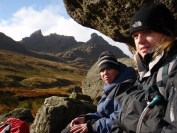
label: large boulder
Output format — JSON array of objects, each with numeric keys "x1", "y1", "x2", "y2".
[
  {"x1": 30, "y1": 96, "x2": 96, "y2": 133},
  {"x1": 63, "y1": 0, "x2": 177, "y2": 48}
]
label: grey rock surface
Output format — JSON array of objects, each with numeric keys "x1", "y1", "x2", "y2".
[
  {"x1": 0, "y1": 108, "x2": 34, "y2": 123},
  {"x1": 30, "y1": 96, "x2": 96, "y2": 133},
  {"x1": 63, "y1": 0, "x2": 177, "y2": 48}
]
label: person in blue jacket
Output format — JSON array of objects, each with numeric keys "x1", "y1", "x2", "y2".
[{"x1": 61, "y1": 51, "x2": 137, "y2": 133}]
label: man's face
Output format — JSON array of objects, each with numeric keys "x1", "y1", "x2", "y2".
[
  {"x1": 100, "y1": 68, "x2": 119, "y2": 84},
  {"x1": 132, "y1": 30, "x2": 163, "y2": 57}
]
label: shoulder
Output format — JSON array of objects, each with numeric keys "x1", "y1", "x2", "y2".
[
  {"x1": 119, "y1": 62, "x2": 135, "y2": 72},
  {"x1": 119, "y1": 62, "x2": 137, "y2": 79}
]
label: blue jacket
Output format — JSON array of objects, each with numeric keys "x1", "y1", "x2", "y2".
[{"x1": 85, "y1": 62, "x2": 137, "y2": 133}]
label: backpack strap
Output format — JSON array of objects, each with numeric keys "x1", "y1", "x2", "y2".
[
  {"x1": 156, "y1": 54, "x2": 177, "y2": 97},
  {"x1": 143, "y1": 54, "x2": 177, "y2": 102},
  {"x1": 0, "y1": 122, "x2": 11, "y2": 133},
  {"x1": 156, "y1": 63, "x2": 170, "y2": 88}
]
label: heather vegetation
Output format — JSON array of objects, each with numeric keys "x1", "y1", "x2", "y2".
[{"x1": 0, "y1": 50, "x2": 87, "y2": 115}]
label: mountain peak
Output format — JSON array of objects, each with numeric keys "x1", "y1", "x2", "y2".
[
  {"x1": 91, "y1": 33, "x2": 98, "y2": 38},
  {"x1": 87, "y1": 33, "x2": 108, "y2": 45},
  {"x1": 30, "y1": 29, "x2": 43, "y2": 38}
]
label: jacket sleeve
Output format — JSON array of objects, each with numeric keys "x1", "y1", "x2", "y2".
[
  {"x1": 85, "y1": 112, "x2": 103, "y2": 120},
  {"x1": 85, "y1": 91, "x2": 108, "y2": 120},
  {"x1": 87, "y1": 79, "x2": 136, "y2": 133},
  {"x1": 93, "y1": 108, "x2": 121, "y2": 133},
  {"x1": 85, "y1": 83, "x2": 121, "y2": 120},
  {"x1": 86, "y1": 114, "x2": 120, "y2": 133},
  {"x1": 87, "y1": 100, "x2": 122, "y2": 133}
]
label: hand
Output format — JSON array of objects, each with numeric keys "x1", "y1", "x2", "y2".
[
  {"x1": 70, "y1": 117, "x2": 85, "y2": 127},
  {"x1": 70, "y1": 123, "x2": 88, "y2": 133}
]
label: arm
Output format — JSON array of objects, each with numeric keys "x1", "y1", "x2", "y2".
[
  {"x1": 88, "y1": 80, "x2": 136, "y2": 133},
  {"x1": 161, "y1": 60, "x2": 177, "y2": 132}
]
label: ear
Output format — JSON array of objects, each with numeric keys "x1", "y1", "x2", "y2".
[
  {"x1": 166, "y1": 36, "x2": 173, "y2": 40},
  {"x1": 116, "y1": 70, "x2": 119, "y2": 75}
]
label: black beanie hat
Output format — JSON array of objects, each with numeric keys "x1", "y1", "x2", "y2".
[
  {"x1": 130, "y1": 3, "x2": 175, "y2": 37},
  {"x1": 98, "y1": 51, "x2": 119, "y2": 72}
]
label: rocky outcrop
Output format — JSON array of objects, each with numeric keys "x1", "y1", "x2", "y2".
[
  {"x1": 0, "y1": 108, "x2": 34, "y2": 123},
  {"x1": 63, "y1": 0, "x2": 177, "y2": 49},
  {"x1": 30, "y1": 96, "x2": 96, "y2": 133},
  {"x1": 66, "y1": 85, "x2": 82, "y2": 93},
  {"x1": 19, "y1": 30, "x2": 129, "y2": 68},
  {"x1": 21, "y1": 29, "x2": 80, "y2": 53},
  {"x1": 56, "y1": 33, "x2": 128, "y2": 67},
  {"x1": 82, "y1": 57, "x2": 136, "y2": 100},
  {"x1": 0, "y1": 98, "x2": 95, "y2": 133}
]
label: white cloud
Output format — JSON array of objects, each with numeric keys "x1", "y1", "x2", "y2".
[{"x1": 0, "y1": 4, "x2": 132, "y2": 57}]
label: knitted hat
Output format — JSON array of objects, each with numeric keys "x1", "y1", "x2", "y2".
[
  {"x1": 130, "y1": 3, "x2": 175, "y2": 37},
  {"x1": 98, "y1": 51, "x2": 119, "y2": 72}
]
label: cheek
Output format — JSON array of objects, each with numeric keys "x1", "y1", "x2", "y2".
[
  {"x1": 100, "y1": 73, "x2": 103, "y2": 78},
  {"x1": 110, "y1": 72, "x2": 118, "y2": 80},
  {"x1": 100, "y1": 73, "x2": 105, "y2": 81},
  {"x1": 151, "y1": 34, "x2": 163, "y2": 47},
  {"x1": 134, "y1": 40, "x2": 139, "y2": 49},
  {"x1": 150, "y1": 38, "x2": 159, "y2": 48},
  {"x1": 135, "y1": 44, "x2": 140, "y2": 52}
]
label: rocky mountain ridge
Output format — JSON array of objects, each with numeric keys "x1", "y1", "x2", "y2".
[
  {"x1": 0, "y1": 30, "x2": 128, "y2": 68},
  {"x1": 20, "y1": 30, "x2": 80, "y2": 53}
]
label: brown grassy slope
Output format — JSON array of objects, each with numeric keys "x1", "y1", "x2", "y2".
[
  {"x1": 0, "y1": 49, "x2": 88, "y2": 89},
  {"x1": 0, "y1": 49, "x2": 88, "y2": 114},
  {"x1": 0, "y1": 49, "x2": 88, "y2": 112}
]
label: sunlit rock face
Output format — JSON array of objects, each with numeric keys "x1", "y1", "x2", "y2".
[{"x1": 63, "y1": 0, "x2": 177, "y2": 48}]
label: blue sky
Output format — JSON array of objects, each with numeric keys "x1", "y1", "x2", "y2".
[
  {"x1": 0, "y1": 0, "x2": 132, "y2": 57},
  {"x1": 0, "y1": 0, "x2": 69, "y2": 19}
]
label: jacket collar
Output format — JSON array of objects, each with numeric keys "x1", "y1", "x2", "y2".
[{"x1": 134, "y1": 51, "x2": 165, "y2": 81}]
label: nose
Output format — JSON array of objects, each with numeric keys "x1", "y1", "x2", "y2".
[{"x1": 136, "y1": 34, "x2": 146, "y2": 44}]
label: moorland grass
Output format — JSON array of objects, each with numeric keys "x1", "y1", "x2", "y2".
[{"x1": 0, "y1": 50, "x2": 88, "y2": 115}]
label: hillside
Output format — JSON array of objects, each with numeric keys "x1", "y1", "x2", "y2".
[
  {"x1": 0, "y1": 49, "x2": 87, "y2": 89},
  {"x1": 0, "y1": 49, "x2": 88, "y2": 114}
]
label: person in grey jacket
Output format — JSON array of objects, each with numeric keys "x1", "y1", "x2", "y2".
[
  {"x1": 61, "y1": 51, "x2": 137, "y2": 133},
  {"x1": 110, "y1": 2, "x2": 177, "y2": 133}
]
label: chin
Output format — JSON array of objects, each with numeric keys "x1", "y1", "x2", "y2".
[
  {"x1": 140, "y1": 53, "x2": 147, "y2": 58},
  {"x1": 105, "y1": 81, "x2": 109, "y2": 84}
]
